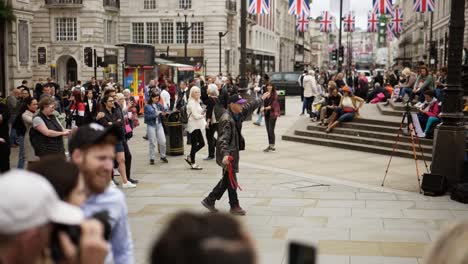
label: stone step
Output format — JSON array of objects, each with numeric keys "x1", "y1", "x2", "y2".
[
  {"x1": 334, "y1": 122, "x2": 403, "y2": 134},
  {"x1": 388, "y1": 99, "x2": 418, "y2": 112},
  {"x1": 377, "y1": 103, "x2": 405, "y2": 117},
  {"x1": 306, "y1": 125, "x2": 433, "y2": 146},
  {"x1": 282, "y1": 134, "x2": 433, "y2": 161},
  {"x1": 353, "y1": 117, "x2": 403, "y2": 127},
  {"x1": 295, "y1": 129, "x2": 433, "y2": 153}
]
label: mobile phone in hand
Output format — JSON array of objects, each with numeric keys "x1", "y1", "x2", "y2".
[{"x1": 288, "y1": 242, "x2": 316, "y2": 264}]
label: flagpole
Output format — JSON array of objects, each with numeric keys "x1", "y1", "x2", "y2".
[{"x1": 338, "y1": 0, "x2": 343, "y2": 73}]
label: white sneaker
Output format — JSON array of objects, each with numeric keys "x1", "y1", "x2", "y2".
[
  {"x1": 122, "y1": 182, "x2": 137, "y2": 189},
  {"x1": 109, "y1": 180, "x2": 116, "y2": 188}
]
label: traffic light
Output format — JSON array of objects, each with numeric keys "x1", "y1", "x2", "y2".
[
  {"x1": 84, "y1": 47, "x2": 93, "y2": 67},
  {"x1": 331, "y1": 49, "x2": 337, "y2": 61},
  {"x1": 97, "y1": 56, "x2": 108, "y2": 67},
  {"x1": 339, "y1": 46, "x2": 344, "y2": 61}
]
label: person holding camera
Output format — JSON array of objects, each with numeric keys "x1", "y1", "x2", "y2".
[
  {"x1": 201, "y1": 94, "x2": 265, "y2": 216},
  {"x1": 0, "y1": 170, "x2": 108, "y2": 264},
  {"x1": 68, "y1": 123, "x2": 135, "y2": 264}
]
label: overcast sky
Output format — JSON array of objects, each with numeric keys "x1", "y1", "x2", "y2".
[{"x1": 310, "y1": 0, "x2": 373, "y2": 30}]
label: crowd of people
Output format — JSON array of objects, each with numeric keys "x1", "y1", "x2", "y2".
[
  {"x1": 1, "y1": 64, "x2": 467, "y2": 264},
  {"x1": 294, "y1": 64, "x2": 465, "y2": 139}
]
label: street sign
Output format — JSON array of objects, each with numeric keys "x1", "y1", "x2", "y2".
[{"x1": 125, "y1": 45, "x2": 154, "y2": 66}]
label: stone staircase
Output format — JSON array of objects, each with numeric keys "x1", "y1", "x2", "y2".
[
  {"x1": 282, "y1": 99, "x2": 467, "y2": 161},
  {"x1": 282, "y1": 117, "x2": 433, "y2": 161}
]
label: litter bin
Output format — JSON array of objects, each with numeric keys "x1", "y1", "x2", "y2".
[
  {"x1": 164, "y1": 112, "x2": 184, "y2": 156},
  {"x1": 277, "y1": 90, "x2": 286, "y2": 116}
]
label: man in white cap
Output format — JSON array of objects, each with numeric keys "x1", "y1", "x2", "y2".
[{"x1": 0, "y1": 170, "x2": 108, "y2": 264}]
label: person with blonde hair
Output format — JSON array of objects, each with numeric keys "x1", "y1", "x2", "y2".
[
  {"x1": 423, "y1": 221, "x2": 468, "y2": 264},
  {"x1": 184, "y1": 86, "x2": 206, "y2": 170},
  {"x1": 395, "y1": 67, "x2": 417, "y2": 102}
]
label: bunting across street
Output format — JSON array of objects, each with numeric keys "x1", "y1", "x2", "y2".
[
  {"x1": 367, "y1": 11, "x2": 379, "y2": 33},
  {"x1": 343, "y1": 12, "x2": 355, "y2": 33},
  {"x1": 390, "y1": 7, "x2": 403, "y2": 34},
  {"x1": 296, "y1": 13, "x2": 309, "y2": 32},
  {"x1": 413, "y1": 0, "x2": 435, "y2": 13},
  {"x1": 372, "y1": 0, "x2": 394, "y2": 15},
  {"x1": 248, "y1": 0, "x2": 270, "y2": 14},
  {"x1": 288, "y1": 0, "x2": 310, "y2": 17},
  {"x1": 319, "y1": 11, "x2": 333, "y2": 33}
]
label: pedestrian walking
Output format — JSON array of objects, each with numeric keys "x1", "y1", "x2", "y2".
[
  {"x1": 261, "y1": 83, "x2": 280, "y2": 153},
  {"x1": 201, "y1": 94, "x2": 265, "y2": 215},
  {"x1": 303, "y1": 70, "x2": 319, "y2": 118},
  {"x1": 185, "y1": 86, "x2": 206, "y2": 170},
  {"x1": 204, "y1": 84, "x2": 222, "y2": 160},
  {"x1": 144, "y1": 91, "x2": 168, "y2": 165}
]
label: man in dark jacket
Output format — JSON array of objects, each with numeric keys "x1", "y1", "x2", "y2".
[
  {"x1": 0, "y1": 101, "x2": 11, "y2": 172},
  {"x1": 201, "y1": 94, "x2": 265, "y2": 215}
]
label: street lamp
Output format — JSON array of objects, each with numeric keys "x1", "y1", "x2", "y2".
[
  {"x1": 430, "y1": 0, "x2": 466, "y2": 187},
  {"x1": 219, "y1": 31, "x2": 228, "y2": 75},
  {"x1": 177, "y1": 5, "x2": 194, "y2": 67}
]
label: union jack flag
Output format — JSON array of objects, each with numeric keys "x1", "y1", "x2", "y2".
[
  {"x1": 373, "y1": 0, "x2": 394, "y2": 15},
  {"x1": 296, "y1": 12, "x2": 309, "y2": 32},
  {"x1": 248, "y1": 0, "x2": 270, "y2": 14},
  {"x1": 288, "y1": 0, "x2": 310, "y2": 17},
  {"x1": 367, "y1": 12, "x2": 379, "y2": 33},
  {"x1": 343, "y1": 12, "x2": 355, "y2": 33},
  {"x1": 387, "y1": 24, "x2": 396, "y2": 41},
  {"x1": 390, "y1": 7, "x2": 403, "y2": 34},
  {"x1": 319, "y1": 11, "x2": 333, "y2": 33},
  {"x1": 413, "y1": 0, "x2": 435, "y2": 13}
]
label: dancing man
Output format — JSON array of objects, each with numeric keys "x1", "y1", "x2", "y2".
[{"x1": 201, "y1": 93, "x2": 266, "y2": 215}]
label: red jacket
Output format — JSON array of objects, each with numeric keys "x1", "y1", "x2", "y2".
[{"x1": 424, "y1": 101, "x2": 440, "y2": 117}]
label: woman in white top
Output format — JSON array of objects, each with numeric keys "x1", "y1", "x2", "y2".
[
  {"x1": 184, "y1": 86, "x2": 206, "y2": 170},
  {"x1": 326, "y1": 86, "x2": 364, "y2": 133}
]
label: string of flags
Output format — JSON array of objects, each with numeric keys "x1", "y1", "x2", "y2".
[{"x1": 246, "y1": 0, "x2": 434, "y2": 37}]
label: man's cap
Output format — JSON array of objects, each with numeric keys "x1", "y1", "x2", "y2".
[
  {"x1": 228, "y1": 94, "x2": 247, "y2": 105},
  {"x1": 68, "y1": 123, "x2": 119, "y2": 154},
  {"x1": 0, "y1": 170, "x2": 84, "y2": 235}
]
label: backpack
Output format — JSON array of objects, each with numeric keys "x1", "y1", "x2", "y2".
[
  {"x1": 29, "y1": 124, "x2": 40, "y2": 153},
  {"x1": 451, "y1": 183, "x2": 468, "y2": 204},
  {"x1": 12, "y1": 113, "x2": 26, "y2": 136},
  {"x1": 179, "y1": 104, "x2": 190, "y2": 124}
]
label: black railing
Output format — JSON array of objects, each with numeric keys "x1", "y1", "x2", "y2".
[
  {"x1": 104, "y1": 0, "x2": 119, "y2": 8},
  {"x1": 226, "y1": 0, "x2": 236, "y2": 12},
  {"x1": 45, "y1": 0, "x2": 82, "y2": 4}
]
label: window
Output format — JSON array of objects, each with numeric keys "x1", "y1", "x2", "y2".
[
  {"x1": 176, "y1": 22, "x2": 184, "y2": 44},
  {"x1": 132, "y1": 22, "x2": 144, "y2": 43},
  {"x1": 146, "y1": 22, "x2": 159, "y2": 44},
  {"x1": 18, "y1": 20, "x2": 29, "y2": 65},
  {"x1": 144, "y1": 0, "x2": 156, "y2": 9},
  {"x1": 179, "y1": 0, "x2": 191, "y2": 9},
  {"x1": 104, "y1": 19, "x2": 113, "y2": 43},
  {"x1": 161, "y1": 21, "x2": 173, "y2": 44},
  {"x1": 191, "y1": 22, "x2": 203, "y2": 44},
  {"x1": 55, "y1": 17, "x2": 77, "y2": 41}
]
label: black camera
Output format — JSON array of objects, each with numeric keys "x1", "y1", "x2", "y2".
[{"x1": 49, "y1": 210, "x2": 111, "y2": 261}]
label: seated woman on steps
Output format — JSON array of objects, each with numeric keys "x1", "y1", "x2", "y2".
[{"x1": 325, "y1": 86, "x2": 364, "y2": 134}]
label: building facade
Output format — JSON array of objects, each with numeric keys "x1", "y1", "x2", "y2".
[{"x1": 397, "y1": 0, "x2": 468, "y2": 69}]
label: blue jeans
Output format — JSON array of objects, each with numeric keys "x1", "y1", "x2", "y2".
[
  {"x1": 435, "y1": 88, "x2": 444, "y2": 102},
  {"x1": 147, "y1": 122, "x2": 166, "y2": 160},
  {"x1": 256, "y1": 111, "x2": 263, "y2": 124},
  {"x1": 9, "y1": 115, "x2": 17, "y2": 145},
  {"x1": 399, "y1": 87, "x2": 413, "y2": 98},
  {"x1": 17, "y1": 135, "x2": 25, "y2": 169},
  {"x1": 335, "y1": 107, "x2": 355, "y2": 122}
]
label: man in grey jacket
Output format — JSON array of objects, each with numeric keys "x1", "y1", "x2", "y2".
[{"x1": 201, "y1": 94, "x2": 265, "y2": 215}]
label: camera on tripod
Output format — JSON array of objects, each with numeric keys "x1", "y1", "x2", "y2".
[{"x1": 49, "y1": 210, "x2": 112, "y2": 261}]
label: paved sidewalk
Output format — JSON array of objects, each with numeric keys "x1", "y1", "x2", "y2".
[
  {"x1": 123, "y1": 97, "x2": 467, "y2": 264},
  {"x1": 8, "y1": 97, "x2": 467, "y2": 264}
]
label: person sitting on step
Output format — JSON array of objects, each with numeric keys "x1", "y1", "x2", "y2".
[{"x1": 325, "y1": 86, "x2": 364, "y2": 133}]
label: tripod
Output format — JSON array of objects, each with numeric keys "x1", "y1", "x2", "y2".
[{"x1": 381, "y1": 109, "x2": 430, "y2": 193}]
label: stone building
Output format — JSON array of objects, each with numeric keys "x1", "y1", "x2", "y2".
[{"x1": 397, "y1": 0, "x2": 468, "y2": 69}]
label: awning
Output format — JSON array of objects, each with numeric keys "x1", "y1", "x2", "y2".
[{"x1": 154, "y1": 58, "x2": 194, "y2": 71}]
